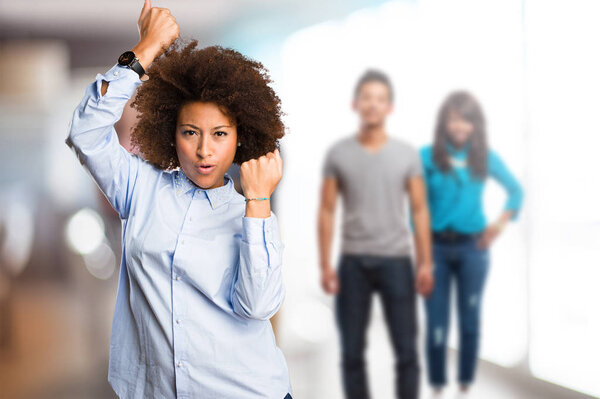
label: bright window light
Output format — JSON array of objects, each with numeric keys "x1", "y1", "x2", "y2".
[
  {"x1": 525, "y1": 0, "x2": 600, "y2": 396},
  {"x1": 280, "y1": 0, "x2": 527, "y2": 368}
]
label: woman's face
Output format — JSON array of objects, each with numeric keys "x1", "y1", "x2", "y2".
[
  {"x1": 445, "y1": 109, "x2": 474, "y2": 147},
  {"x1": 175, "y1": 101, "x2": 238, "y2": 190}
]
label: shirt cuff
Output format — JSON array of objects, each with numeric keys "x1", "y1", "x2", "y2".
[
  {"x1": 95, "y1": 63, "x2": 143, "y2": 99},
  {"x1": 242, "y1": 212, "x2": 279, "y2": 245}
]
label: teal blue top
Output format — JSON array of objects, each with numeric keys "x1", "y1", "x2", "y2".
[{"x1": 419, "y1": 141, "x2": 524, "y2": 233}]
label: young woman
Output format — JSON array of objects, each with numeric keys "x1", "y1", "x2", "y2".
[
  {"x1": 420, "y1": 91, "x2": 524, "y2": 397},
  {"x1": 66, "y1": 2, "x2": 292, "y2": 398}
]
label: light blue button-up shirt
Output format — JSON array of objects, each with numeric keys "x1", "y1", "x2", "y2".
[{"x1": 65, "y1": 62, "x2": 292, "y2": 399}]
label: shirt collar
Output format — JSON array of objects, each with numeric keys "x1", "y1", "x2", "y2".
[{"x1": 174, "y1": 169, "x2": 235, "y2": 209}]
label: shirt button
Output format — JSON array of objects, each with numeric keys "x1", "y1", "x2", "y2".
[
  {"x1": 113, "y1": 70, "x2": 118, "y2": 76},
  {"x1": 177, "y1": 362, "x2": 182, "y2": 367},
  {"x1": 176, "y1": 276, "x2": 181, "y2": 281}
]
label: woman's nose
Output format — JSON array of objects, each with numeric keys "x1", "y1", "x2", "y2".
[{"x1": 196, "y1": 137, "x2": 211, "y2": 158}]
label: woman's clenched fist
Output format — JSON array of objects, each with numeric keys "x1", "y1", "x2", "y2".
[
  {"x1": 132, "y1": 0, "x2": 180, "y2": 71},
  {"x1": 240, "y1": 149, "x2": 283, "y2": 218}
]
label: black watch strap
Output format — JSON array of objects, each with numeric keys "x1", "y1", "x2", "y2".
[
  {"x1": 128, "y1": 59, "x2": 145, "y2": 79},
  {"x1": 117, "y1": 50, "x2": 146, "y2": 79}
]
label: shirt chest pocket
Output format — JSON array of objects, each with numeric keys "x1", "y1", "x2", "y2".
[{"x1": 176, "y1": 233, "x2": 241, "y2": 304}]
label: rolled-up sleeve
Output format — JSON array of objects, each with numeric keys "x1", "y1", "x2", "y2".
[
  {"x1": 231, "y1": 211, "x2": 285, "y2": 320},
  {"x1": 65, "y1": 62, "x2": 152, "y2": 219},
  {"x1": 489, "y1": 150, "x2": 525, "y2": 221}
]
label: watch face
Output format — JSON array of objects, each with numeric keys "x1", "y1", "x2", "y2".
[{"x1": 118, "y1": 51, "x2": 135, "y2": 66}]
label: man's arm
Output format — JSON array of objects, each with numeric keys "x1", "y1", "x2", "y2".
[
  {"x1": 318, "y1": 177, "x2": 339, "y2": 294},
  {"x1": 407, "y1": 176, "x2": 434, "y2": 297}
]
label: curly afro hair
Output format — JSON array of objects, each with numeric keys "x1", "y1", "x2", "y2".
[{"x1": 129, "y1": 38, "x2": 285, "y2": 170}]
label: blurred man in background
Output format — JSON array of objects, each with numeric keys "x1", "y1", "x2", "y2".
[{"x1": 317, "y1": 69, "x2": 434, "y2": 399}]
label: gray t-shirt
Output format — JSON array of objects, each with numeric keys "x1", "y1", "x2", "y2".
[{"x1": 323, "y1": 135, "x2": 423, "y2": 257}]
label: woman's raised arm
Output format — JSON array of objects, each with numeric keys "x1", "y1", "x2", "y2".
[{"x1": 65, "y1": 0, "x2": 179, "y2": 219}]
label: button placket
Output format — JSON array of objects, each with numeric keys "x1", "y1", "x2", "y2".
[
  {"x1": 172, "y1": 274, "x2": 188, "y2": 389},
  {"x1": 172, "y1": 194, "x2": 194, "y2": 393}
]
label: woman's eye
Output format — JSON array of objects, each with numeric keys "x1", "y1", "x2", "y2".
[
  {"x1": 214, "y1": 131, "x2": 228, "y2": 137},
  {"x1": 183, "y1": 130, "x2": 196, "y2": 136}
]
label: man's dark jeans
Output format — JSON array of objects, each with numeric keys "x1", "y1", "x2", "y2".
[{"x1": 335, "y1": 254, "x2": 419, "y2": 399}]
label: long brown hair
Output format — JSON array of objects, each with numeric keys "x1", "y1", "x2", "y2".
[{"x1": 433, "y1": 91, "x2": 488, "y2": 179}]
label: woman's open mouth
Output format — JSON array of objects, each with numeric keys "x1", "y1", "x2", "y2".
[{"x1": 195, "y1": 164, "x2": 216, "y2": 175}]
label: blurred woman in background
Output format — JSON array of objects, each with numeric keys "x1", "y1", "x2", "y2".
[{"x1": 420, "y1": 91, "x2": 524, "y2": 398}]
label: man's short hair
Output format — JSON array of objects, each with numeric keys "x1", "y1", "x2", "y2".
[{"x1": 353, "y1": 69, "x2": 394, "y2": 103}]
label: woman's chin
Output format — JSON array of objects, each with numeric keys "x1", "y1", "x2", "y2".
[{"x1": 192, "y1": 172, "x2": 224, "y2": 190}]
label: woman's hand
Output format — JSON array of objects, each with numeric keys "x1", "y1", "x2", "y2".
[
  {"x1": 478, "y1": 211, "x2": 512, "y2": 249},
  {"x1": 241, "y1": 148, "x2": 283, "y2": 218},
  {"x1": 132, "y1": 0, "x2": 180, "y2": 71},
  {"x1": 477, "y1": 223, "x2": 501, "y2": 249}
]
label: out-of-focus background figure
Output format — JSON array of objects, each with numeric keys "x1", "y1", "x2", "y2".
[
  {"x1": 420, "y1": 91, "x2": 524, "y2": 398},
  {"x1": 0, "y1": 1, "x2": 599, "y2": 399},
  {"x1": 317, "y1": 70, "x2": 433, "y2": 399}
]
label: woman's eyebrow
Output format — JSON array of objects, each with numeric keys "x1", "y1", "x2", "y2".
[
  {"x1": 178, "y1": 123, "x2": 233, "y2": 130},
  {"x1": 179, "y1": 123, "x2": 200, "y2": 130}
]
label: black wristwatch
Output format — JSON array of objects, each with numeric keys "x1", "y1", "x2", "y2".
[{"x1": 118, "y1": 50, "x2": 146, "y2": 79}]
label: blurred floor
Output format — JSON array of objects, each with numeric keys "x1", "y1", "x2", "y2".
[
  {"x1": 1, "y1": 281, "x2": 596, "y2": 399},
  {"x1": 280, "y1": 296, "x2": 597, "y2": 399},
  {"x1": 0, "y1": 282, "x2": 117, "y2": 399}
]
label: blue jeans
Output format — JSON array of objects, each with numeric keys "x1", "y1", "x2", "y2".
[
  {"x1": 425, "y1": 234, "x2": 490, "y2": 387},
  {"x1": 335, "y1": 254, "x2": 419, "y2": 399}
]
